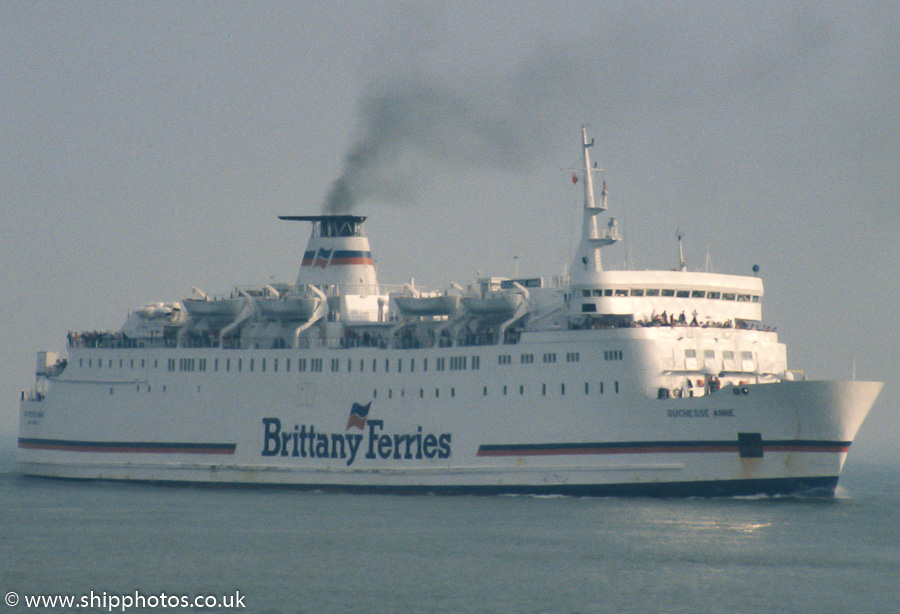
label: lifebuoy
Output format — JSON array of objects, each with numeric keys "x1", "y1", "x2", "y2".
[{"x1": 672, "y1": 388, "x2": 683, "y2": 398}]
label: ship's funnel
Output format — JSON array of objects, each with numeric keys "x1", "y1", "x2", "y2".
[{"x1": 278, "y1": 215, "x2": 379, "y2": 295}]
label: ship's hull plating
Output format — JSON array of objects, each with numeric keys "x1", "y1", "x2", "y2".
[{"x1": 18, "y1": 340, "x2": 882, "y2": 497}]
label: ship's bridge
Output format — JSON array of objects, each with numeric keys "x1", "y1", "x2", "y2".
[{"x1": 571, "y1": 270, "x2": 763, "y2": 325}]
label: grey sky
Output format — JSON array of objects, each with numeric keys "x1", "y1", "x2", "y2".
[{"x1": 1, "y1": 1, "x2": 897, "y2": 461}]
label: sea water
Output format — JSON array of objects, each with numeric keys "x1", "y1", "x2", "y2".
[{"x1": 1, "y1": 446, "x2": 898, "y2": 614}]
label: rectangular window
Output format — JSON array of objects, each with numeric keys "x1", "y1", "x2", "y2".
[
  {"x1": 676, "y1": 290, "x2": 690, "y2": 298},
  {"x1": 708, "y1": 291, "x2": 721, "y2": 299},
  {"x1": 691, "y1": 290, "x2": 706, "y2": 298},
  {"x1": 662, "y1": 289, "x2": 675, "y2": 297},
  {"x1": 645, "y1": 289, "x2": 660, "y2": 297}
]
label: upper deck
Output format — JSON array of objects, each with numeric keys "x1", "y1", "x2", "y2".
[{"x1": 570, "y1": 269, "x2": 763, "y2": 324}]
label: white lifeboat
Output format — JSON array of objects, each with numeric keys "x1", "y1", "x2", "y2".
[
  {"x1": 394, "y1": 294, "x2": 460, "y2": 317},
  {"x1": 461, "y1": 292, "x2": 524, "y2": 318},
  {"x1": 257, "y1": 295, "x2": 319, "y2": 320}
]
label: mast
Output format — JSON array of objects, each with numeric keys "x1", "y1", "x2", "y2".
[{"x1": 571, "y1": 126, "x2": 619, "y2": 283}]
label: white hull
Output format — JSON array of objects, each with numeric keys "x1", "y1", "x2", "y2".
[{"x1": 18, "y1": 336, "x2": 881, "y2": 496}]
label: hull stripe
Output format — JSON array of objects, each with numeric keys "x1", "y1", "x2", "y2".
[
  {"x1": 476, "y1": 439, "x2": 851, "y2": 457},
  {"x1": 18, "y1": 438, "x2": 236, "y2": 455}
]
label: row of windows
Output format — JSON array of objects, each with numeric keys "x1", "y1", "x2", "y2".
[
  {"x1": 371, "y1": 381, "x2": 620, "y2": 399},
  {"x1": 83, "y1": 358, "x2": 147, "y2": 370},
  {"x1": 582, "y1": 288, "x2": 761, "y2": 302},
  {"x1": 119, "y1": 380, "x2": 621, "y2": 398},
  {"x1": 82, "y1": 351, "x2": 617, "y2": 374},
  {"x1": 685, "y1": 349, "x2": 753, "y2": 360}
]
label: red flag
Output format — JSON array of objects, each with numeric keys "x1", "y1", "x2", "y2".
[{"x1": 571, "y1": 173, "x2": 578, "y2": 184}]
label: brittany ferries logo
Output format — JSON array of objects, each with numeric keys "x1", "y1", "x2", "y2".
[
  {"x1": 313, "y1": 248, "x2": 332, "y2": 269},
  {"x1": 261, "y1": 403, "x2": 451, "y2": 466}
]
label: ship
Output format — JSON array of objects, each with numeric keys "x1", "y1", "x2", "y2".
[{"x1": 17, "y1": 128, "x2": 882, "y2": 497}]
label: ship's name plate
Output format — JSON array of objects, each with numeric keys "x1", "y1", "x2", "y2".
[{"x1": 667, "y1": 409, "x2": 735, "y2": 418}]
